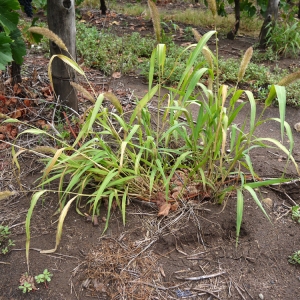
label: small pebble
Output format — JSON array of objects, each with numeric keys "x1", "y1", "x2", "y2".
[
  {"x1": 294, "y1": 122, "x2": 300, "y2": 132},
  {"x1": 259, "y1": 293, "x2": 264, "y2": 300},
  {"x1": 262, "y1": 197, "x2": 273, "y2": 207}
]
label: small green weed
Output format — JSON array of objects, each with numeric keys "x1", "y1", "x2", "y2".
[
  {"x1": 19, "y1": 281, "x2": 34, "y2": 294},
  {"x1": 19, "y1": 273, "x2": 36, "y2": 293},
  {"x1": 19, "y1": 269, "x2": 53, "y2": 293},
  {"x1": 35, "y1": 269, "x2": 53, "y2": 286},
  {"x1": 288, "y1": 250, "x2": 300, "y2": 265},
  {"x1": 291, "y1": 205, "x2": 300, "y2": 223},
  {"x1": 0, "y1": 225, "x2": 15, "y2": 255}
]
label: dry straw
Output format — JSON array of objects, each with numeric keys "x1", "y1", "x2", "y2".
[
  {"x1": 0, "y1": 190, "x2": 16, "y2": 200},
  {"x1": 237, "y1": 46, "x2": 253, "y2": 82},
  {"x1": 28, "y1": 27, "x2": 68, "y2": 51},
  {"x1": 277, "y1": 71, "x2": 300, "y2": 87},
  {"x1": 148, "y1": 0, "x2": 161, "y2": 42}
]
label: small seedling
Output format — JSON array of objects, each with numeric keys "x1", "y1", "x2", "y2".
[
  {"x1": 19, "y1": 281, "x2": 33, "y2": 293},
  {"x1": 291, "y1": 205, "x2": 300, "y2": 223},
  {"x1": 35, "y1": 269, "x2": 53, "y2": 287},
  {"x1": 19, "y1": 272, "x2": 37, "y2": 293},
  {"x1": 0, "y1": 225, "x2": 15, "y2": 255},
  {"x1": 288, "y1": 250, "x2": 300, "y2": 265}
]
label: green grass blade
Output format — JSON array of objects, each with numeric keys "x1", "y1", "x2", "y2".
[
  {"x1": 103, "y1": 191, "x2": 115, "y2": 233},
  {"x1": 92, "y1": 169, "x2": 119, "y2": 216},
  {"x1": 236, "y1": 189, "x2": 244, "y2": 247},
  {"x1": 122, "y1": 187, "x2": 128, "y2": 226},
  {"x1": 245, "y1": 90, "x2": 256, "y2": 136},
  {"x1": 130, "y1": 85, "x2": 159, "y2": 124},
  {"x1": 274, "y1": 85, "x2": 286, "y2": 142},
  {"x1": 243, "y1": 185, "x2": 270, "y2": 222}
]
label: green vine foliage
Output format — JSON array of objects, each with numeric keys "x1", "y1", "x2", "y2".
[
  {"x1": 205, "y1": 0, "x2": 269, "y2": 18},
  {"x1": 0, "y1": 0, "x2": 26, "y2": 70}
]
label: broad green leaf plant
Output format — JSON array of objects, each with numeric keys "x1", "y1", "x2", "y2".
[
  {"x1": 6, "y1": 28, "x2": 299, "y2": 269},
  {"x1": 0, "y1": 0, "x2": 26, "y2": 70}
]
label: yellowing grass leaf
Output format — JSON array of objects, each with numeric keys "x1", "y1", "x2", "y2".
[
  {"x1": 54, "y1": 54, "x2": 84, "y2": 75},
  {"x1": 236, "y1": 189, "x2": 243, "y2": 247},
  {"x1": 42, "y1": 148, "x2": 66, "y2": 179},
  {"x1": 40, "y1": 196, "x2": 77, "y2": 254}
]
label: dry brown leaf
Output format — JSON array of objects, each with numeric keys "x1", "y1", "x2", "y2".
[
  {"x1": 170, "y1": 202, "x2": 179, "y2": 211},
  {"x1": 93, "y1": 280, "x2": 106, "y2": 292},
  {"x1": 23, "y1": 98, "x2": 31, "y2": 107},
  {"x1": 154, "y1": 191, "x2": 166, "y2": 207},
  {"x1": 13, "y1": 84, "x2": 22, "y2": 95},
  {"x1": 11, "y1": 108, "x2": 22, "y2": 119},
  {"x1": 158, "y1": 203, "x2": 171, "y2": 216},
  {"x1": 0, "y1": 95, "x2": 6, "y2": 102}
]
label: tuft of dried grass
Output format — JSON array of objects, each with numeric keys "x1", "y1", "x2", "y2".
[
  {"x1": 28, "y1": 27, "x2": 68, "y2": 51},
  {"x1": 78, "y1": 237, "x2": 164, "y2": 298},
  {"x1": 0, "y1": 190, "x2": 16, "y2": 201}
]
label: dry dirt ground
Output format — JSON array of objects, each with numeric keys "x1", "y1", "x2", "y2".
[{"x1": 1, "y1": 3, "x2": 300, "y2": 300}]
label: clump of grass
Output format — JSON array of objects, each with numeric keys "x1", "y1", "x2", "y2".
[
  {"x1": 9, "y1": 28, "x2": 298, "y2": 269},
  {"x1": 267, "y1": 20, "x2": 300, "y2": 57}
]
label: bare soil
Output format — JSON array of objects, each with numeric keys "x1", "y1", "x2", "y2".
[{"x1": 1, "y1": 3, "x2": 300, "y2": 300}]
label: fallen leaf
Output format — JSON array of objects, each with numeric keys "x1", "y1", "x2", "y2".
[
  {"x1": 93, "y1": 279, "x2": 106, "y2": 292},
  {"x1": 158, "y1": 203, "x2": 171, "y2": 216},
  {"x1": 170, "y1": 202, "x2": 179, "y2": 211},
  {"x1": 0, "y1": 95, "x2": 6, "y2": 102},
  {"x1": 111, "y1": 21, "x2": 120, "y2": 25},
  {"x1": 24, "y1": 98, "x2": 31, "y2": 107},
  {"x1": 11, "y1": 108, "x2": 22, "y2": 119},
  {"x1": 13, "y1": 84, "x2": 22, "y2": 95},
  {"x1": 154, "y1": 191, "x2": 167, "y2": 207}
]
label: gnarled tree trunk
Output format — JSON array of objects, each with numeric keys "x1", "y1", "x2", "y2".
[
  {"x1": 47, "y1": 0, "x2": 78, "y2": 113},
  {"x1": 100, "y1": 0, "x2": 107, "y2": 15},
  {"x1": 259, "y1": 0, "x2": 279, "y2": 48}
]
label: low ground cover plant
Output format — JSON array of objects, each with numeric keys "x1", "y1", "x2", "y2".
[
  {"x1": 18, "y1": 269, "x2": 53, "y2": 293},
  {"x1": 5, "y1": 25, "x2": 300, "y2": 269},
  {"x1": 288, "y1": 250, "x2": 300, "y2": 265},
  {"x1": 0, "y1": 225, "x2": 15, "y2": 255}
]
